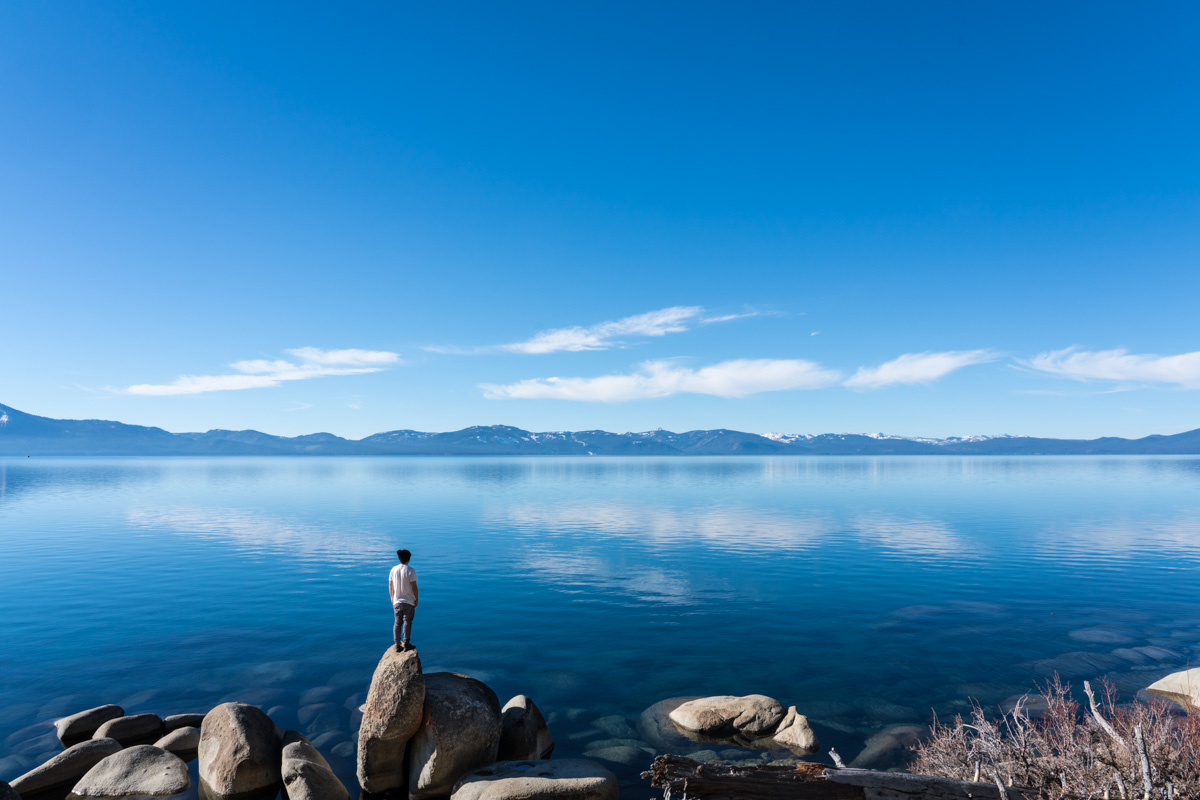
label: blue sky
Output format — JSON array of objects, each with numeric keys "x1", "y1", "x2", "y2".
[{"x1": 1, "y1": 2, "x2": 1198, "y2": 439}]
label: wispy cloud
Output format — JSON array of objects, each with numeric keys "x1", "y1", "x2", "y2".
[
  {"x1": 1024, "y1": 347, "x2": 1200, "y2": 389},
  {"x1": 481, "y1": 358, "x2": 841, "y2": 402},
  {"x1": 427, "y1": 305, "x2": 759, "y2": 355},
  {"x1": 844, "y1": 350, "x2": 996, "y2": 390},
  {"x1": 126, "y1": 347, "x2": 401, "y2": 396}
]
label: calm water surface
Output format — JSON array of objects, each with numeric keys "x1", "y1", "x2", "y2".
[{"x1": 2, "y1": 456, "x2": 1199, "y2": 796}]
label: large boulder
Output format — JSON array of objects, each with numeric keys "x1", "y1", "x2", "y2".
[
  {"x1": 93, "y1": 714, "x2": 166, "y2": 747},
  {"x1": 668, "y1": 695, "x2": 785, "y2": 738},
  {"x1": 71, "y1": 745, "x2": 190, "y2": 798},
  {"x1": 766, "y1": 707, "x2": 819, "y2": 755},
  {"x1": 451, "y1": 759, "x2": 618, "y2": 800},
  {"x1": 281, "y1": 731, "x2": 349, "y2": 800},
  {"x1": 10, "y1": 738, "x2": 124, "y2": 796},
  {"x1": 356, "y1": 647, "x2": 425, "y2": 793},
  {"x1": 637, "y1": 697, "x2": 701, "y2": 753},
  {"x1": 55, "y1": 705, "x2": 125, "y2": 746},
  {"x1": 497, "y1": 696, "x2": 554, "y2": 761},
  {"x1": 1147, "y1": 668, "x2": 1200, "y2": 710},
  {"x1": 154, "y1": 727, "x2": 201, "y2": 762},
  {"x1": 198, "y1": 702, "x2": 282, "y2": 797},
  {"x1": 408, "y1": 673, "x2": 502, "y2": 800}
]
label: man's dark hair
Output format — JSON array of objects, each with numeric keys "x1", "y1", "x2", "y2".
[{"x1": 397, "y1": 549, "x2": 411, "y2": 564}]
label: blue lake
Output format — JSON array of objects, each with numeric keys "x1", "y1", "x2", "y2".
[{"x1": 2, "y1": 456, "x2": 1200, "y2": 797}]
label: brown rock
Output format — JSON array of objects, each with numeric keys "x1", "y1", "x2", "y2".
[
  {"x1": 93, "y1": 714, "x2": 166, "y2": 747},
  {"x1": 497, "y1": 696, "x2": 554, "y2": 761},
  {"x1": 408, "y1": 673, "x2": 502, "y2": 800},
  {"x1": 198, "y1": 702, "x2": 282, "y2": 797},
  {"x1": 55, "y1": 706, "x2": 125, "y2": 746},
  {"x1": 668, "y1": 695, "x2": 785, "y2": 738},
  {"x1": 281, "y1": 731, "x2": 350, "y2": 800},
  {"x1": 355, "y1": 647, "x2": 425, "y2": 793}
]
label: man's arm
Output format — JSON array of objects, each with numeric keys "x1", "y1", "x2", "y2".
[
  {"x1": 389, "y1": 578, "x2": 394, "y2": 603},
  {"x1": 412, "y1": 582, "x2": 418, "y2": 607}
]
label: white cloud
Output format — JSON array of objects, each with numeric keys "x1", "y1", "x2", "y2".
[
  {"x1": 481, "y1": 358, "x2": 841, "y2": 402},
  {"x1": 844, "y1": 350, "x2": 995, "y2": 390},
  {"x1": 126, "y1": 347, "x2": 401, "y2": 396},
  {"x1": 1024, "y1": 347, "x2": 1200, "y2": 389},
  {"x1": 428, "y1": 306, "x2": 759, "y2": 355}
]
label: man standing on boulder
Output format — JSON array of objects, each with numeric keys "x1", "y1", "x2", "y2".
[{"x1": 389, "y1": 549, "x2": 418, "y2": 652}]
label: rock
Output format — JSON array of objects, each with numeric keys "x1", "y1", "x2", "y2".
[
  {"x1": 580, "y1": 746, "x2": 648, "y2": 767},
  {"x1": 329, "y1": 742, "x2": 354, "y2": 760},
  {"x1": 636, "y1": 697, "x2": 701, "y2": 753},
  {"x1": 281, "y1": 731, "x2": 349, "y2": 800},
  {"x1": 451, "y1": 759, "x2": 618, "y2": 800},
  {"x1": 5, "y1": 722, "x2": 53, "y2": 751},
  {"x1": 355, "y1": 647, "x2": 425, "y2": 794},
  {"x1": 198, "y1": 702, "x2": 282, "y2": 797},
  {"x1": 498, "y1": 696, "x2": 554, "y2": 761},
  {"x1": 1134, "y1": 645, "x2": 1183, "y2": 662},
  {"x1": 850, "y1": 724, "x2": 926, "y2": 770},
  {"x1": 154, "y1": 727, "x2": 201, "y2": 761},
  {"x1": 11, "y1": 733, "x2": 59, "y2": 758},
  {"x1": 55, "y1": 706, "x2": 125, "y2": 746},
  {"x1": 1147, "y1": 668, "x2": 1200, "y2": 710},
  {"x1": 309, "y1": 731, "x2": 349, "y2": 750},
  {"x1": 164, "y1": 714, "x2": 206, "y2": 733},
  {"x1": 668, "y1": 695, "x2": 785, "y2": 738},
  {"x1": 590, "y1": 716, "x2": 636, "y2": 740},
  {"x1": 10, "y1": 739, "x2": 123, "y2": 796},
  {"x1": 298, "y1": 705, "x2": 341, "y2": 736},
  {"x1": 0, "y1": 757, "x2": 32, "y2": 780},
  {"x1": 299, "y1": 688, "x2": 337, "y2": 706},
  {"x1": 93, "y1": 714, "x2": 166, "y2": 747},
  {"x1": 0, "y1": 780, "x2": 18, "y2": 800},
  {"x1": 767, "y1": 707, "x2": 819, "y2": 755},
  {"x1": 71, "y1": 745, "x2": 189, "y2": 798},
  {"x1": 408, "y1": 673, "x2": 502, "y2": 800}
]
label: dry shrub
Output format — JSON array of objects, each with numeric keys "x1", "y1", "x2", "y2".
[{"x1": 911, "y1": 677, "x2": 1200, "y2": 799}]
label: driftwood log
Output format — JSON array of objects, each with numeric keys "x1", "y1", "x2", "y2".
[{"x1": 642, "y1": 756, "x2": 1039, "y2": 800}]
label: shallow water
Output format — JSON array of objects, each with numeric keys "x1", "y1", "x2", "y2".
[{"x1": 2, "y1": 456, "x2": 1199, "y2": 796}]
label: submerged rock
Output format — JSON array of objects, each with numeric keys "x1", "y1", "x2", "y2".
[
  {"x1": 71, "y1": 745, "x2": 189, "y2": 799},
  {"x1": 580, "y1": 745, "x2": 650, "y2": 767},
  {"x1": 451, "y1": 759, "x2": 618, "y2": 800},
  {"x1": 668, "y1": 695, "x2": 785, "y2": 738},
  {"x1": 356, "y1": 647, "x2": 425, "y2": 793},
  {"x1": 10, "y1": 739, "x2": 124, "y2": 796},
  {"x1": 850, "y1": 724, "x2": 926, "y2": 770},
  {"x1": 281, "y1": 731, "x2": 349, "y2": 800},
  {"x1": 153, "y1": 727, "x2": 200, "y2": 762},
  {"x1": 93, "y1": 714, "x2": 165, "y2": 747},
  {"x1": 498, "y1": 696, "x2": 554, "y2": 761},
  {"x1": 198, "y1": 702, "x2": 282, "y2": 797},
  {"x1": 636, "y1": 697, "x2": 701, "y2": 753},
  {"x1": 408, "y1": 673, "x2": 502, "y2": 800},
  {"x1": 55, "y1": 706, "x2": 125, "y2": 747}
]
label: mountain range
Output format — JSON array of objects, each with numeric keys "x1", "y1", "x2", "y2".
[{"x1": 2, "y1": 402, "x2": 1199, "y2": 456}]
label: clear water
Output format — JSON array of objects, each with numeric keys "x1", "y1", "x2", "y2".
[{"x1": 2, "y1": 456, "x2": 1200, "y2": 797}]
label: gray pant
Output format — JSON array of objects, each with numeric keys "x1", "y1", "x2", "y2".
[{"x1": 393, "y1": 603, "x2": 415, "y2": 646}]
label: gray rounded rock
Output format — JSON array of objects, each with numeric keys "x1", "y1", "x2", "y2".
[
  {"x1": 198, "y1": 702, "x2": 282, "y2": 797},
  {"x1": 407, "y1": 673, "x2": 502, "y2": 800},
  {"x1": 766, "y1": 707, "x2": 819, "y2": 755},
  {"x1": 10, "y1": 739, "x2": 123, "y2": 796},
  {"x1": 55, "y1": 706, "x2": 126, "y2": 746},
  {"x1": 356, "y1": 648, "x2": 425, "y2": 793},
  {"x1": 498, "y1": 695, "x2": 554, "y2": 761},
  {"x1": 93, "y1": 714, "x2": 166, "y2": 747},
  {"x1": 71, "y1": 745, "x2": 189, "y2": 798},
  {"x1": 668, "y1": 695, "x2": 785, "y2": 738},
  {"x1": 452, "y1": 759, "x2": 618, "y2": 800},
  {"x1": 153, "y1": 727, "x2": 201, "y2": 761},
  {"x1": 164, "y1": 714, "x2": 206, "y2": 734},
  {"x1": 281, "y1": 731, "x2": 349, "y2": 800},
  {"x1": 636, "y1": 697, "x2": 701, "y2": 753}
]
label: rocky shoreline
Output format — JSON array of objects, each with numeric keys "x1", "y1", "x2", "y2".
[{"x1": 0, "y1": 646, "x2": 822, "y2": 800}]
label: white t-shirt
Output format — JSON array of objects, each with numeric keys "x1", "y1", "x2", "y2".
[{"x1": 389, "y1": 563, "x2": 418, "y2": 607}]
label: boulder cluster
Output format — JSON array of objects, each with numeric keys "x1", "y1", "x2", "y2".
[{"x1": 1, "y1": 647, "x2": 618, "y2": 800}]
